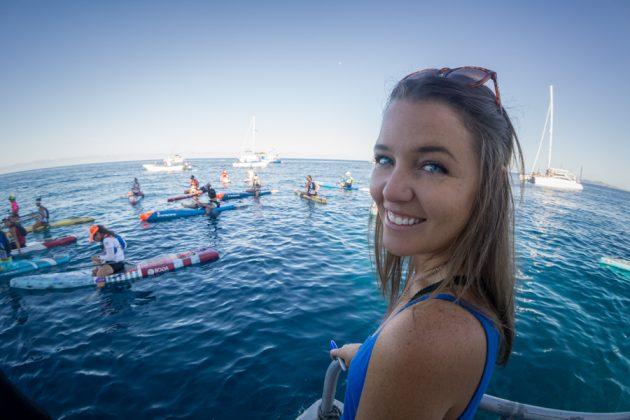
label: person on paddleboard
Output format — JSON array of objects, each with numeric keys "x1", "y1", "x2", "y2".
[
  {"x1": 340, "y1": 171, "x2": 354, "y2": 188},
  {"x1": 305, "y1": 175, "x2": 320, "y2": 196},
  {"x1": 329, "y1": 66, "x2": 524, "y2": 420},
  {"x1": 3, "y1": 215, "x2": 27, "y2": 253},
  {"x1": 89, "y1": 225, "x2": 127, "y2": 278},
  {"x1": 198, "y1": 183, "x2": 220, "y2": 216},
  {"x1": 8, "y1": 194, "x2": 19, "y2": 217},
  {"x1": 188, "y1": 175, "x2": 200, "y2": 194},
  {"x1": 0, "y1": 229, "x2": 13, "y2": 272},
  {"x1": 247, "y1": 173, "x2": 262, "y2": 197},
  {"x1": 130, "y1": 178, "x2": 144, "y2": 197},
  {"x1": 220, "y1": 169, "x2": 230, "y2": 184},
  {"x1": 31, "y1": 197, "x2": 49, "y2": 230}
]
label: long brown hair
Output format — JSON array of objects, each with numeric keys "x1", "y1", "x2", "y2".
[{"x1": 371, "y1": 75, "x2": 524, "y2": 365}]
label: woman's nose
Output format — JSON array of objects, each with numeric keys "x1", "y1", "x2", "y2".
[{"x1": 381, "y1": 166, "x2": 414, "y2": 203}]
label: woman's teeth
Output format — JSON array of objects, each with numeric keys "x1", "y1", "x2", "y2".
[{"x1": 387, "y1": 211, "x2": 423, "y2": 226}]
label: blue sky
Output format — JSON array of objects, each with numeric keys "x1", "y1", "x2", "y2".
[{"x1": 1, "y1": 0, "x2": 629, "y2": 190}]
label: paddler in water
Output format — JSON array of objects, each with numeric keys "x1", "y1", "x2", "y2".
[
  {"x1": 89, "y1": 225, "x2": 127, "y2": 281},
  {"x1": 31, "y1": 197, "x2": 50, "y2": 231},
  {"x1": 129, "y1": 178, "x2": 144, "y2": 198},
  {"x1": 220, "y1": 169, "x2": 230, "y2": 184},
  {"x1": 8, "y1": 194, "x2": 19, "y2": 216},
  {"x1": 340, "y1": 171, "x2": 354, "y2": 188},
  {"x1": 305, "y1": 175, "x2": 320, "y2": 196},
  {"x1": 247, "y1": 172, "x2": 262, "y2": 197},
  {"x1": 3, "y1": 215, "x2": 27, "y2": 253}
]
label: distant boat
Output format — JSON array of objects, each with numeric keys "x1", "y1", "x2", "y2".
[
  {"x1": 527, "y1": 86, "x2": 583, "y2": 191},
  {"x1": 233, "y1": 117, "x2": 269, "y2": 168},
  {"x1": 259, "y1": 150, "x2": 282, "y2": 164},
  {"x1": 143, "y1": 155, "x2": 192, "y2": 172}
]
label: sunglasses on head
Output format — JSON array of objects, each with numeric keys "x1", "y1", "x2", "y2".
[{"x1": 402, "y1": 66, "x2": 502, "y2": 111}]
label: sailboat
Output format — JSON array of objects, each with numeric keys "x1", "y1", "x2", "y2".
[
  {"x1": 233, "y1": 116, "x2": 269, "y2": 168},
  {"x1": 527, "y1": 85, "x2": 583, "y2": 191}
]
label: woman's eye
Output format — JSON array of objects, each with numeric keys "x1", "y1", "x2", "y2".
[
  {"x1": 421, "y1": 162, "x2": 448, "y2": 175},
  {"x1": 374, "y1": 155, "x2": 393, "y2": 166}
]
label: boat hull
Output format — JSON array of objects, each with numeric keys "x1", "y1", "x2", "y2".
[{"x1": 529, "y1": 175, "x2": 583, "y2": 190}]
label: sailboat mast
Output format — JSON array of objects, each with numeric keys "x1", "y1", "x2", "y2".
[
  {"x1": 252, "y1": 116, "x2": 256, "y2": 152},
  {"x1": 547, "y1": 85, "x2": 553, "y2": 170}
]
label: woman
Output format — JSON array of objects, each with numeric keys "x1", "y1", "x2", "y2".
[
  {"x1": 89, "y1": 225, "x2": 127, "y2": 278},
  {"x1": 31, "y1": 197, "x2": 49, "y2": 230},
  {"x1": 330, "y1": 67, "x2": 524, "y2": 419},
  {"x1": 305, "y1": 175, "x2": 319, "y2": 196},
  {"x1": 3, "y1": 215, "x2": 27, "y2": 252}
]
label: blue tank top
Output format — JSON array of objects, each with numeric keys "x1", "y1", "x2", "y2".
[{"x1": 342, "y1": 293, "x2": 499, "y2": 420}]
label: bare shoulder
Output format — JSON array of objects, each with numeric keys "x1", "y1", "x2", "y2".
[{"x1": 356, "y1": 297, "x2": 488, "y2": 419}]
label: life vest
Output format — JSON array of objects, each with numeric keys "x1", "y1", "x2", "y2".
[{"x1": 306, "y1": 180, "x2": 317, "y2": 195}]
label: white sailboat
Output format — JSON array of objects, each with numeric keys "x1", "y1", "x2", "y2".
[
  {"x1": 143, "y1": 154, "x2": 192, "y2": 172},
  {"x1": 233, "y1": 116, "x2": 269, "y2": 168},
  {"x1": 527, "y1": 85, "x2": 583, "y2": 191}
]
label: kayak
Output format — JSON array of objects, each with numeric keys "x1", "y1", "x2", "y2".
[
  {"x1": 0, "y1": 255, "x2": 71, "y2": 279},
  {"x1": 220, "y1": 190, "x2": 273, "y2": 201},
  {"x1": 319, "y1": 183, "x2": 368, "y2": 192},
  {"x1": 27, "y1": 217, "x2": 95, "y2": 233},
  {"x1": 294, "y1": 190, "x2": 327, "y2": 204},
  {"x1": 139, "y1": 203, "x2": 240, "y2": 222},
  {"x1": 128, "y1": 194, "x2": 144, "y2": 205},
  {"x1": 16, "y1": 236, "x2": 77, "y2": 256},
  {"x1": 600, "y1": 257, "x2": 630, "y2": 273},
  {"x1": 10, "y1": 248, "x2": 220, "y2": 290}
]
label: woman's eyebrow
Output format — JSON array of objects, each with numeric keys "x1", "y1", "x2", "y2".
[
  {"x1": 374, "y1": 144, "x2": 457, "y2": 162},
  {"x1": 414, "y1": 145, "x2": 457, "y2": 162}
]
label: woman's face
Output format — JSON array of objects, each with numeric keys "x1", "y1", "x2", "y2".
[{"x1": 370, "y1": 99, "x2": 479, "y2": 261}]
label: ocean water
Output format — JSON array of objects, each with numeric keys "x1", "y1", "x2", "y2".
[{"x1": 0, "y1": 159, "x2": 628, "y2": 419}]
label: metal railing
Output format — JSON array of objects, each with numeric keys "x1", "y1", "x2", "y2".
[{"x1": 298, "y1": 361, "x2": 630, "y2": 420}]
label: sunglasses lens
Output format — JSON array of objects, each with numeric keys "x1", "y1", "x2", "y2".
[{"x1": 448, "y1": 67, "x2": 493, "y2": 85}]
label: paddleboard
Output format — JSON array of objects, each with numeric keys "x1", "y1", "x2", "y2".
[
  {"x1": 10, "y1": 248, "x2": 220, "y2": 289},
  {"x1": 167, "y1": 192, "x2": 202, "y2": 202},
  {"x1": 27, "y1": 217, "x2": 95, "y2": 233},
  {"x1": 600, "y1": 257, "x2": 630, "y2": 273},
  {"x1": 220, "y1": 190, "x2": 273, "y2": 201},
  {"x1": 294, "y1": 190, "x2": 327, "y2": 204},
  {"x1": 0, "y1": 255, "x2": 70, "y2": 279},
  {"x1": 15, "y1": 236, "x2": 77, "y2": 256},
  {"x1": 139, "y1": 204, "x2": 240, "y2": 222},
  {"x1": 319, "y1": 183, "x2": 369, "y2": 192}
]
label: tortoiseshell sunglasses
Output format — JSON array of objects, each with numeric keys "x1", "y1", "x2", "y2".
[{"x1": 402, "y1": 66, "x2": 502, "y2": 111}]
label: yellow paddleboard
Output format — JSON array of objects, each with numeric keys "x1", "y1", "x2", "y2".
[
  {"x1": 27, "y1": 217, "x2": 96, "y2": 233},
  {"x1": 294, "y1": 190, "x2": 327, "y2": 204}
]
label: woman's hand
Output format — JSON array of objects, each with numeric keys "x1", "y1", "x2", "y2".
[
  {"x1": 91, "y1": 255, "x2": 100, "y2": 264},
  {"x1": 330, "y1": 343, "x2": 361, "y2": 368}
]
